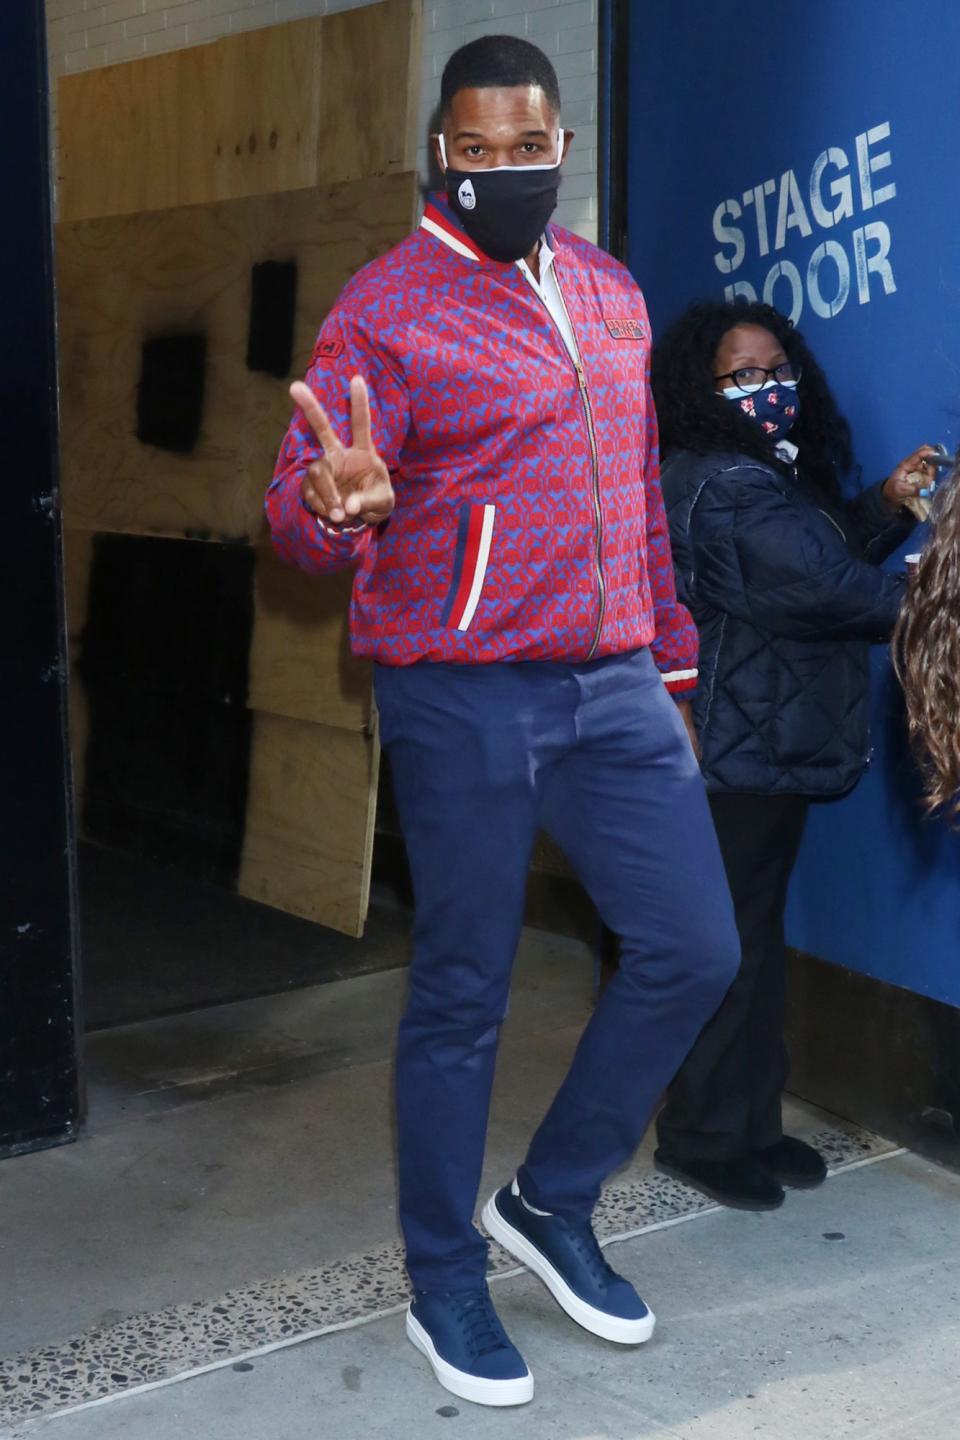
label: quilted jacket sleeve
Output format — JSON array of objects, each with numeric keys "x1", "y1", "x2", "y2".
[
  {"x1": 691, "y1": 463, "x2": 906, "y2": 642},
  {"x1": 266, "y1": 306, "x2": 410, "y2": 576},
  {"x1": 843, "y1": 480, "x2": 917, "y2": 563}
]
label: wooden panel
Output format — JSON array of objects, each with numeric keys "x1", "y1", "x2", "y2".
[
  {"x1": 238, "y1": 712, "x2": 381, "y2": 937},
  {"x1": 54, "y1": 0, "x2": 421, "y2": 940},
  {"x1": 248, "y1": 549, "x2": 371, "y2": 731},
  {"x1": 56, "y1": 171, "x2": 419, "y2": 543},
  {"x1": 57, "y1": 0, "x2": 422, "y2": 223},
  {"x1": 59, "y1": 21, "x2": 323, "y2": 223},
  {"x1": 317, "y1": 0, "x2": 423, "y2": 185}
]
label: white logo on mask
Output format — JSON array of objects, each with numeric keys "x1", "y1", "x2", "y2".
[{"x1": 458, "y1": 178, "x2": 476, "y2": 211}]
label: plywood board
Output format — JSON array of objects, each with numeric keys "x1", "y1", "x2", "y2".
[
  {"x1": 317, "y1": 0, "x2": 423, "y2": 186},
  {"x1": 56, "y1": 170, "x2": 419, "y2": 543},
  {"x1": 238, "y1": 712, "x2": 380, "y2": 937},
  {"x1": 58, "y1": 0, "x2": 422, "y2": 223},
  {"x1": 248, "y1": 549, "x2": 371, "y2": 731}
]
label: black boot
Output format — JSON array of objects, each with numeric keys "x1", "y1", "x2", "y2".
[
  {"x1": 654, "y1": 1150, "x2": 785, "y2": 1211},
  {"x1": 753, "y1": 1136, "x2": 827, "y2": 1189}
]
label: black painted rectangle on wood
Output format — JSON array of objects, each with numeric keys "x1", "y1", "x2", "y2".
[
  {"x1": 246, "y1": 260, "x2": 297, "y2": 379},
  {"x1": 137, "y1": 333, "x2": 207, "y2": 453},
  {"x1": 79, "y1": 534, "x2": 255, "y2": 888}
]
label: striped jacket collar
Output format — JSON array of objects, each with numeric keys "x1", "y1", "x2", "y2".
[{"x1": 420, "y1": 191, "x2": 562, "y2": 267}]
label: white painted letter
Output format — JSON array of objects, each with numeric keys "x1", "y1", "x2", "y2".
[
  {"x1": 774, "y1": 170, "x2": 813, "y2": 251},
  {"x1": 762, "y1": 260, "x2": 804, "y2": 324},
  {"x1": 742, "y1": 179, "x2": 777, "y2": 257},
  {"x1": 713, "y1": 199, "x2": 745, "y2": 274},
  {"x1": 810, "y1": 147, "x2": 854, "y2": 229},
  {"x1": 853, "y1": 222, "x2": 897, "y2": 303},
  {"x1": 807, "y1": 240, "x2": 851, "y2": 319},
  {"x1": 856, "y1": 122, "x2": 897, "y2": 210},
  {"x1": 723, "y1": 280, "x2": 758, "y2": 303}
]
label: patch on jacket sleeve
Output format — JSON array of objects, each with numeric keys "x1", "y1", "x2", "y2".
[
  {"x1": 314, "y1": 338, "x2": 344, "y2": 361},
  {"x1": 605, "y1": 318, "x2": 648, "y2": 342}
]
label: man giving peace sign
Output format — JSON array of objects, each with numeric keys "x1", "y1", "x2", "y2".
[{"x1": 267, "y1": 34, "x2": 739, "y2": 1411}]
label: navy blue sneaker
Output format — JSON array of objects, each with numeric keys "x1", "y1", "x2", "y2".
[
  {"x1": 482, "y1": 1180, "x2": 655, "y2": 1345},
  {"x1": 406, "y1": 1283, "x2": 534, "y2": 1407}
]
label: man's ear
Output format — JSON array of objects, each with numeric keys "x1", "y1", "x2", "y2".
[{"x1": 560, "y1": 128, "x2": 575, "y2": 164}]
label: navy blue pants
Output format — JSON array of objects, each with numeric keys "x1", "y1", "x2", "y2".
[{"x1": 374, "y1": 647, "x2": 739, "y2": 1292}]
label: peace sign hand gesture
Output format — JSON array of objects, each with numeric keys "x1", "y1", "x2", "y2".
[{"x1": 291, "y1": 375, "x2": 395, "y2": 527}]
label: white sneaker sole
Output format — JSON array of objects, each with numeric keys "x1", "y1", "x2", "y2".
[
  {"x1": 405, "y1": 1308, "x2": 534, "y2": 1407},
  {"x1": 482, "y1": 1193, "x2": 656, "y2": 1346}
]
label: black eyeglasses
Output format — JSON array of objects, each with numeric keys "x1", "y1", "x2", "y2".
[{"x1": 714, "y1": 362, "x2": 802, "y2": 396}]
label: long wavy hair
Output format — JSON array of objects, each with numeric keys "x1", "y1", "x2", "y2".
[
  {"x1": 893, "y1": 470, "x2": 960, "y2": 819},
  {"x1": 651, "y1": 298, "x2": 854, "y2": 503}
]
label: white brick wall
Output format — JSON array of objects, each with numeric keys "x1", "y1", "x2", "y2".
[
  {"x1": 419, "y1": 0, "x2": 597, "y2": 236},
  {"x1": 45, "y1": 0, "x2": 598, "y2": 239}
]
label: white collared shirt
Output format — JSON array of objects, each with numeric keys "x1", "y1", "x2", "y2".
[{"x1": 517, "y1": 239, "x2": 580, "y2": 365}]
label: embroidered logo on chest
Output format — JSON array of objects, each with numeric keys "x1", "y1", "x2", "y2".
[
  {"x1": 605, "y1": 318, "x2": 648, "y2": 342},
  {"x1": 315, "y1": 338, "x2": 344, "y2": 360}
]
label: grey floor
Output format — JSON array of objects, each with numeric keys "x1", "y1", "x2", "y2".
[
  {"x1": 4, "y1": 926, "x2": 959, "y2": 1439},
  {"x1": 2, "y1": 927, "x2": 592, "y2": 1356},
  {"x1": 37, "y1": 1155, "x2": 960, "y2": 1440}
]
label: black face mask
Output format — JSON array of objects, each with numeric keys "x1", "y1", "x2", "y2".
[{"x1": 440, "y1": 132, "x2": 564, "y2": 263}]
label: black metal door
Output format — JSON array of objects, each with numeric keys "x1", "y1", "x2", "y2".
[{"x1": 0, "y1": 0, "x2": 83, "y2": 1156}]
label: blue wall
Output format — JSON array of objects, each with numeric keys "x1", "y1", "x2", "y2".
[{"x1": 625, "y1": 0, "x2": 960, "y2": 1005}]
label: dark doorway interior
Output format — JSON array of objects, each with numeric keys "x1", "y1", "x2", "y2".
[{"x1": 78, "y1": 842, "x2": 411, "y2": 1032}]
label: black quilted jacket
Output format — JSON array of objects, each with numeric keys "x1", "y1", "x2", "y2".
[{"x1": 662, "y1": 449, "x2": 915, "y2": 796}]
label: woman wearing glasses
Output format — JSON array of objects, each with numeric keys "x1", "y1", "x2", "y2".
[{"x1": 649, "y1": 299, "x2": 935, "y2": 1211}]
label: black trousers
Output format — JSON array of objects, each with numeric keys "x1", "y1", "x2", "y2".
[{"x1": 656, "y1": 791, "x2": 809, "y2": 1161}]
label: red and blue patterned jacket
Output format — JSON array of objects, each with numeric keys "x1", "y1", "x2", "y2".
[{"x1": 267, "y1": 195, "x2": 698, "y2": 693}]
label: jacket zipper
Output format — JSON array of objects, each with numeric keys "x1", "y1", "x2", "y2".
[
  {"x1": 549, "y1": 269, "x2": 606, "y2": 659},
  {"x1": 817, "y1": 507, "x2": 848, "y2": 542}
]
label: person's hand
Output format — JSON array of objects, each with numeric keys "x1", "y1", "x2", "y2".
[
  {"x1": 291, "y1": 376, "x2": 395, "y2": 527},
  {"x1": 882, "y1": 446, "x2": 940, "y2": 510},
  {"x1": 676, "y1": 698, "x2": 701, "y2": 762}
]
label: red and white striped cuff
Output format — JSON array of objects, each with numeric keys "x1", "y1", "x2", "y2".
[
  {"x1": 661, "y1": 668, "x2": 698, "y2": 696},
  {"x1": 315, "y1": 514, "x2": 369, "y2": 537}
]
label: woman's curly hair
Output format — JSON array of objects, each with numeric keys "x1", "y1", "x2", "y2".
[
  {"x1": 893, "y1": 470, "x2": 960, "y2": 820},
  {"x1": 651, "y1": 298, "x2": 854, "y2": 502}
]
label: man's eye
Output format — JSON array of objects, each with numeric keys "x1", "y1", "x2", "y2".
[
  {"x1": 520, "y1": 144, "x2": 542, "y2": 154},
  {"x1": 465, "y1": 146, "x2": 484, "y2": 157}
]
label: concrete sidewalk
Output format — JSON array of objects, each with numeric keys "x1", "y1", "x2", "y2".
[
  {"x1": 0, "y1": 928, "x2": 594, "y2": 1358},
  {"x1": 3, "y1": 930, "x2": 958, "y2": 1440},
  {"x1": 25, "y1": 1151, "x2": 960, "y2": 1440}
]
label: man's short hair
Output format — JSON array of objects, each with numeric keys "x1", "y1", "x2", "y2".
[{"x1": 440, "y1": 36, "x2": 561, "y2": 119}]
